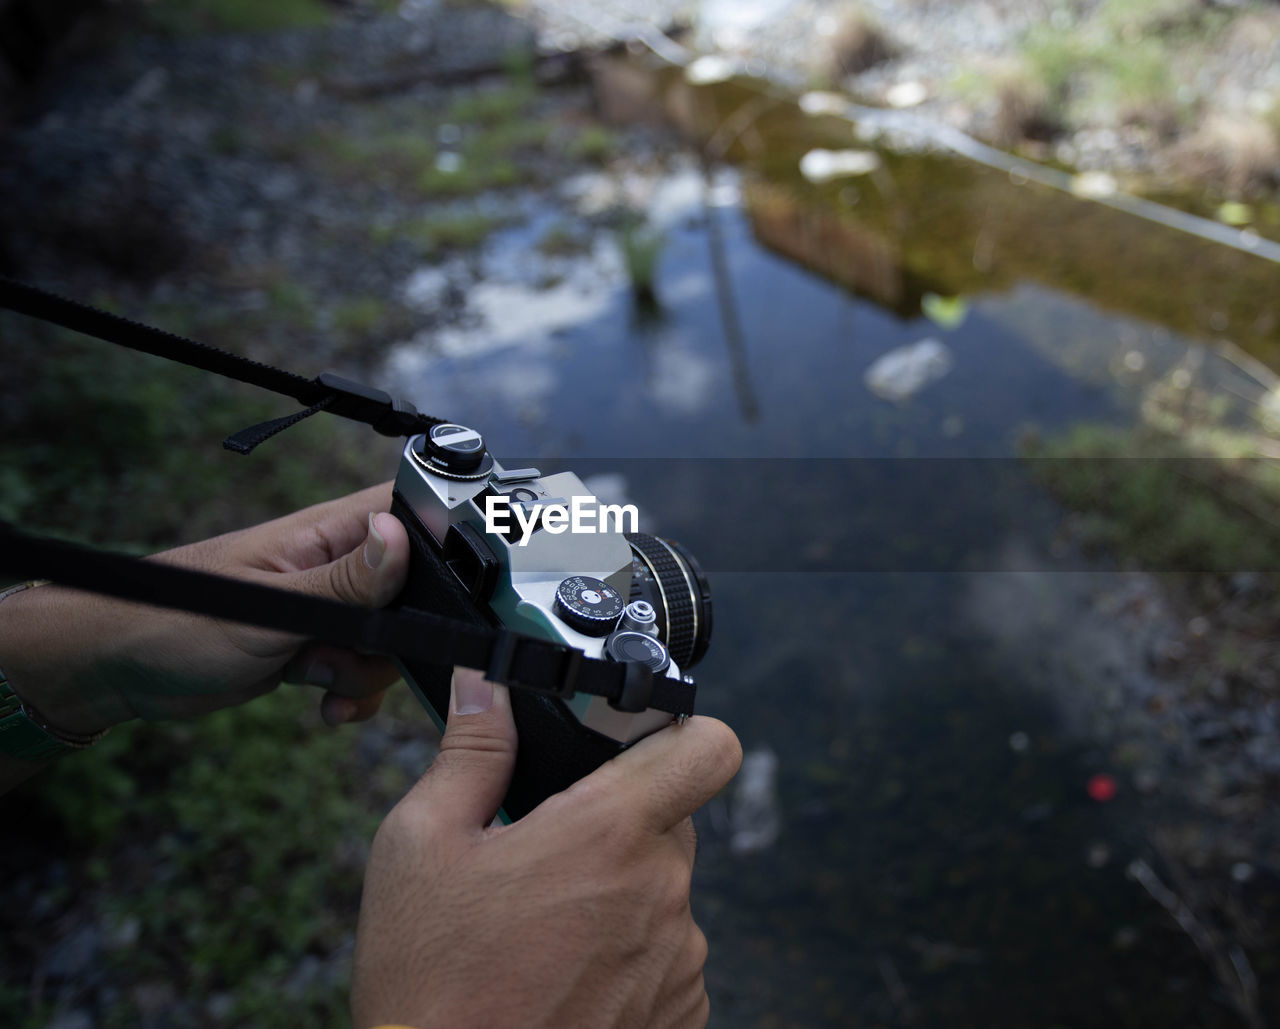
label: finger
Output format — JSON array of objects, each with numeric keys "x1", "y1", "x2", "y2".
[
  {"x1": 403, "y1": 668, "x2": 518, "y2": 832},
  {"x1": 222, "y1": 482, "x2": 396, "y2": 570},
  {"x1": 283, "y1": 644, "x2": 403, "y2": 697},
  {"x1": 292, "y1": 482, "x2": 397, "y2": 565},
  {"x1": 277, "y1": 510, "x2": 410, "y2": 609},
  {"x1": 669, "y1": 816, "x2": 698, "y2": 867},
  {"x1": 586, "y1": 717, "x2": 742, "y2": 836},
  {"x1": 320, "y1": 688, "x2": 386, "y2": 727}
]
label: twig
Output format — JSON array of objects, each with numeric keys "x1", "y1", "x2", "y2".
[
  {"x1": 1128, "y1": 857, "x2": 1263, "y2": 1029},
  {"x1": 702, "y1": 162, "x2": 759, "y2": 424},
  {"x1": 876, "y1": 952, "x2": 914, "y2": 1024}
]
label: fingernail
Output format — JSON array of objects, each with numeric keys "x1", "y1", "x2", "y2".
[
  {"x1": 451, "y1": 669, "x2": 493, "y2": 716},
  {"x1": 363, "y1": 512, "x2": 387, "y2": 570},
  {"x1": 321, "y1": 694, "x2": 357, "y2": 726},
  {"x1": 303, "y1": 660, "x2": 335, "y2": 687}
]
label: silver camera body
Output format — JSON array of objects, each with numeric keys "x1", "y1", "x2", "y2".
[{"x1": 393, "y1": 432, "x2": 683, "y2": 746}]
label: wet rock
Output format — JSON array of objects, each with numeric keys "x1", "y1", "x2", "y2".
[
  {"x1": 45, "y1": 1011, "x2": 93, "y2": 1029},
  {"x1": 205, "y1": 992, "x2": 235, "y2": 1021},
  {"x1": 1147, "y1": 637, "x2": 1186, "y2": 674},
  {"x1": 1193, "y1": 720, "x2": 1231, "y2": 746},
  {"x1": 133, "y1": 980, "x2": 177, "y2": 1016},
  {"x1": 1229, "y1": 571, "x2": 1263, "y2": 596},
  {"x1": 105, "y1": 914, "x2": 141, "y2": 951},
  {"x1": 1231, "y1": 861, "x2": 1256, "y2": 883},
  {"x1": 1020, "y1": 801, "x2": 1052, "y2": 824},
  {"x1": 45, "y1": 925, "x2": 102, "y2": 981}
]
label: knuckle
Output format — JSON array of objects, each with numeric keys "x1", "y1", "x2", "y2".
[
  {"x1": 439, "y1": 725, "x2": 514, "y2": 760},
  {"x1": 688, "y1": 926, "x2": 709, "y2": 970},
  {"x1": 691, "y1": 987, "x2": 710, "y2": 1026},
  {"x1": 328, "y1": 553, "x2": 364, "y2": 605},
  {"x1": 371, "y1": 801, "x2": 419, "y2": 856}
]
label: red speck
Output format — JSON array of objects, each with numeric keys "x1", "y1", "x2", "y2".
[{"x1": 1087, "y1": 773, "x2": 1118, "y2": 803}]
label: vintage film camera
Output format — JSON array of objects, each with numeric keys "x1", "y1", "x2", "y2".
[{"x1": 390, "y1": 423, "x2": 713, "y2": 820}]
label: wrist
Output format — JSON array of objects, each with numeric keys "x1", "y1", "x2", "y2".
[{"x1": 0, "y1": 581, "x2": 128, "y2": 736}]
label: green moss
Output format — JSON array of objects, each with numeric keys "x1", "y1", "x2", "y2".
[
  {"x1": 144, "y1": 0, "x2": 332, "y2": 35},
  {"x1": 446, "y1": 83, "x2": 536, "y2": 127},
  {"x1": 332, "y1": 295, "x2": 387, "y2": 340},
  {"x1": 567, "y1": 125, "x2": 617, "y2": 164},
  {"x1": 408, "y1": 210, "x2": 507, "y2": 253},
  {"x1": 307, "y1": 128, "x2": 437, "y2": 190},
  {"x1": 267, "y1": 279, "x2": 315, "y2": 324},
  {"x1": 418, "y1": 156, "x2": 521, "y2": 197},
  {"x1": 1025, "y1": 423, "x2": 1280, "y2": 572},
  {"x1": 538, "y1": 222, "x2": 592, "y2": 257},
  {"x1": 0, "y1": 315, "x2": 374, "y2": 547},
  {"x1": 39, "y1": 689, "x2": 406, "y2": 1021}
]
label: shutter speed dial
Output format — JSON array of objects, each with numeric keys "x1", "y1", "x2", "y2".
[{"x1": 553, "y1": 576, "x2": 624, "y2": 637}]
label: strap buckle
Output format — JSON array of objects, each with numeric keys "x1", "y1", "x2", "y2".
[
  {"x1": 486, "y1": 628, "x2": 583, "y2": 700},
  {"x1": 315, "y1": 372, "x2": 426, "y2": 437},
  {"x1": 610, "y1": 661, "x2": 655, "y2": 713}
]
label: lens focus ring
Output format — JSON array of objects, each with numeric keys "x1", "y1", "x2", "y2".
[{"x1": 626, "y1": 532, "x2": 698, "y2": 669}]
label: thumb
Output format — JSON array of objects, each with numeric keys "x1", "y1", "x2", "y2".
[
  {"x1": 410, "y1": 668, "x2": 518, "y2": 832},
  {"x1": 285, "y1": 511, "x2": 410, "y2": 609}
]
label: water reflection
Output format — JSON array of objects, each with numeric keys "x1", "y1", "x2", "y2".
[{"x1": 381, "y1": 63, "x2": 1278, "y2": 1027}]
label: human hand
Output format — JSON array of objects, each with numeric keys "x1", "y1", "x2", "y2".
[
  {"x1": 352, "y1": 668, "x2": 742, "y2": 1029},
  {"x1": 0, "y1": 483, "x2": 410, "y2": 737}
]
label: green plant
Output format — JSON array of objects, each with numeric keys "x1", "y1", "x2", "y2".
[
  {"x1": 615, "y1": 215, "x2": 666, "y2": 308},
  {"x1": 40, "y1": 689, "x2": 404, "y2": 1021},
  {"x1": 567, "y1": 125, "x2": 617, "y2": 164},
  {"x1": 332, "y1": 295, "x2": 387, "y2": 341},
  {"x1": 405, "y1": 211, "x2": 507, "y2": 255},
  {"x1": 418, "y1": 156, "x2": 522, "y2": 197},
  {"x1": 538, "y1": 222, "x2": 592, "y2": 257},
  {"x1": 308, "y1": 128, "x2": 437, "y2": 190},
  {"x1": 446, "y1": 83, "x2": 536, "y2": 127},
  {"x1": 1025, "y1": 422, "x2": 1280, "y2": 572},
  {"x1": 144, "y1": 0, "x2": 332, "y2": 35},
  {"x1": 0, "y1": 317, "x2": 373, "y2": 547}
]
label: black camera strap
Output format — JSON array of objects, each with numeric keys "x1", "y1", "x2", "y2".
[
  {"x1": 0, "y1": 277, "x2": 447, "y2": 453},
  {"x1": 0, "y1": 279, "x2": 694, "y2": 717},
  {"x1": 0, "y1": 523, "x2": 692, "y2": 717}
]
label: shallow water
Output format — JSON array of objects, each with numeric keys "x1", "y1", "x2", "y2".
[{"x1": 385, "y1": 69, "x2": 1278, "y2": 1027}]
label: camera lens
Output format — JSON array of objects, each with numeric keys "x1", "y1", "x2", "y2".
[{"x1": 625, "y1": 533, "x2": 713, "y2": 669}]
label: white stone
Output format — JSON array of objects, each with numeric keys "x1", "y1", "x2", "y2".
[
  {"x1": 799, "y1": 91, "x2": 849, "y2": 117},
  {"x1": 1070, "y1": 171, "x2": 1118, "y2": 198},
  {"x1": 886, "y1": 80, "x2": 928, "y2": 108},
  {"x1": 799, "y1": 148, "x2": 881, "y2": 183},
  {"x1": 685, "y1": 55, "x2": 737, "y2": 85}
]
